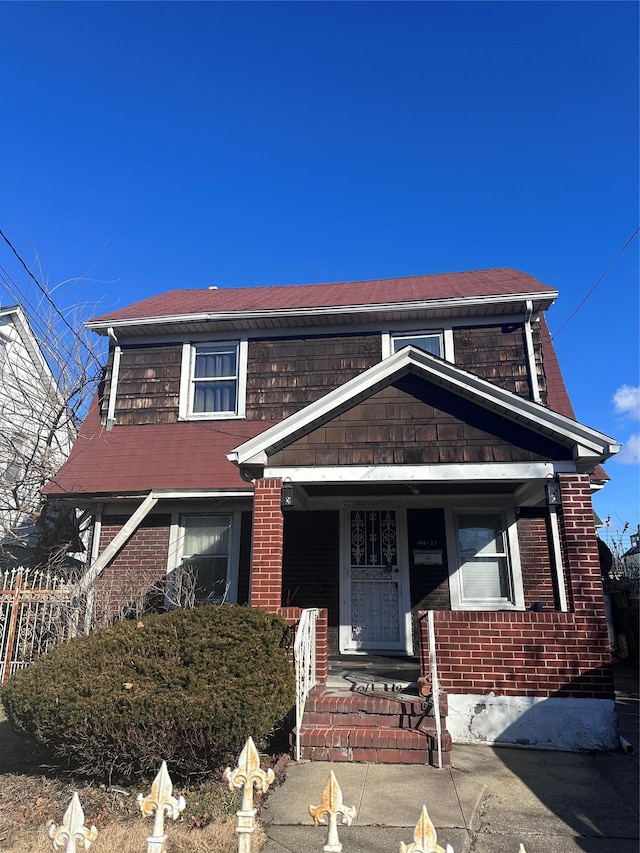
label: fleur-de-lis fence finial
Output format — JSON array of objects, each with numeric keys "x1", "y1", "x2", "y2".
[
  {"x1": 48, "y1": 792, "x2": 98, "y2": 853},
  {"x1": 224, "y1": 736, "x2": 275, "y2": 853},
  {"x1": 137, "y1": 761, "x2": 186, "y2": 853},
  {"x1": 399, "y1": 805, "x2": 453, "y2": 853},
  {"x1": 309, "y1": 770, "x2": 357, "y2": 853}
]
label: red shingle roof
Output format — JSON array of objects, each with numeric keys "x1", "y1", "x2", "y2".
[
  {"x1": 90, "y1": 268, "x2": 555, "y2": 324},
  {"x1": 43, "y1": 399, "x2": 274, "y2": 496}
]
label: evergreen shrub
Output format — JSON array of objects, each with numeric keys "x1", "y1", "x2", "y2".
[{"x1": 1, "y1": 605, "x2": 295, "y2": 781}]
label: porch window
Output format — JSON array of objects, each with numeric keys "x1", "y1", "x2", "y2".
[
  {"x1": 179, "y1": 340, "x2": 247, "y2": 419},
  {"x1": 180, "y1": 515, "x2": 232, "y2": 603},
  {"x1": 454, "y1": 512, "x2": 514, "y2": 606}
]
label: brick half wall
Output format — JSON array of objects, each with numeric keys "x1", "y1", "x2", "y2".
[{"x1": 418, "y1": 610, "x2": 613, "y2": 700}]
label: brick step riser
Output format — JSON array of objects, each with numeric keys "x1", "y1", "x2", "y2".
[
  {"x1": 292, "y1": 725, "x2": 452, "y2": 767},
  {"x1": 306, "y1": 690, "x2": 448, "y2": 718},
  {"x1": 299, "y1": 745, "x2": 451, "y2": 766},
  {"x1": 304, "y1": 711, "x2": 438, "y2": 733}
]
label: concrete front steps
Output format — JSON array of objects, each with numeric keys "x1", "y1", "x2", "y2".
[{"x1": 293, "y1": 687, "x2": 452, "y2": 767}]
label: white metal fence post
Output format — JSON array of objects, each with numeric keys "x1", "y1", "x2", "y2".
[
  {"x1": 224, "y1": 736, "x2": 275, "y2": 853},
  {"x1": 48, "y1": 792, "x2": 98, "y2": 852},
  {"x1": 136, "y1": 761, "x2": 185, "y2": 853}
]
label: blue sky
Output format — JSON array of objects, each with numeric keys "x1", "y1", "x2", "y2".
[{"x1": 1, "y1": 1, "x2": 638, "y2": 547}]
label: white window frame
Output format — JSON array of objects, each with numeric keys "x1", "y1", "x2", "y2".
[
  {"x1": 445, "y1": 505, "x2": 524, "y2": 610},
  {"x1": 179, "y1": 339, "x2": 248, "y2": 420},
  {"x1": 382, "y1": 329, "x2": 454, "y2": 363},
  {"x1": 167, "y1": 510, "x2": 241, "y2": 605}
]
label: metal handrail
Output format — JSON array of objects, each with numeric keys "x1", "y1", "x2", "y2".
[{"x1": 294, "y1": 607, "x2": 320, "y2": 761}]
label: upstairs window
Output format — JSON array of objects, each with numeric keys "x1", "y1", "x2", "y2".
[
  {"x1": 392, "y1": 332, "x2": 443, "y2": 357},
  {"x1": 180, "y1": 340, "x2": 247, "y2": 419}
]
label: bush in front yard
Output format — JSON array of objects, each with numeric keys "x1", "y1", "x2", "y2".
[{"x1": 0, "y1": 605, "x2": 295, "y2": 782}]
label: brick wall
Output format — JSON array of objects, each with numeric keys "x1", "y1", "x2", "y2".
[
  {"x1": 517, "y1": 514, "x2": 558, "y2": 611},
  {"x1": 558, "y1": 474, "x2": 603, "y2": 618},
  {"x1": 419, "y1": 610, "x2": 613, "y2": 699},
  {"x1": 250, "y1": 478, "x2": 284, "y2": 610},
  {"x1": 94, "y1": 514, "x2": 171, "y2": 622}
]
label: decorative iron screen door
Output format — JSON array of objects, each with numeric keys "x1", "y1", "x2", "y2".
[{"x1": 344, "y1": 509, "x2": 406, "y2": 651}]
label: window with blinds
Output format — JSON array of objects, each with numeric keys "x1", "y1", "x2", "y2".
[{"x1": 455, "y1": 512, "x2": 512, "y2": 604}]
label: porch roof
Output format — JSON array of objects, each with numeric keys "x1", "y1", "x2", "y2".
[
  {"x1": 43, "y1": 398, "x2": 271, "y2": 498},
  {"x1": 228, "y1": 346, "x2": 619, "y2": 474}
]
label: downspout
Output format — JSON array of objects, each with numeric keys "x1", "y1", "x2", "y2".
[
  {"x1": 523, "y1": 300, "x2": 542, "y2": 404},
  {"x1": 106, "y1": 327, "x2": 122, "y2": 431}
]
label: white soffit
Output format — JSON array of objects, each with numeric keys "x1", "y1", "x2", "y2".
[{"x1": 228, "y1": 346, "x2": 619, "y2": 467}]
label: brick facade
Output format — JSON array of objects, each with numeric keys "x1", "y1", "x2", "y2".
[
  {"x1": 420, "y1": 610, "x2": 613, "y2": 699},
  {"x1": 249, "y1": 478, "x2": 285, "y2": 610},
  {"x1": 94, "y1": 514, "x2": 171, "y2": 622},
  {"x1": 517, "y1": 513, "x2": 558, "y2": 611},
  {"x1": 416, "y1": 474, "x2": 614, "y2": 702}
]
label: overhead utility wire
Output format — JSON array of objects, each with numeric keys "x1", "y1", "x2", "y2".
[
  {"x1": 0, "y1": 228, "x2": 94, "y2": 357},
  {"x1": 551, "y1": 227, "x2": 639, "y2": 341}
]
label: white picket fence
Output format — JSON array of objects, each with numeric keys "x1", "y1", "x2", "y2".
[
  {"x1": 0, "y1": 566, "x2": 73, "y2": 684},
  {"x1": 47, "y1": 737, "x2": 528, "y2": 853}
]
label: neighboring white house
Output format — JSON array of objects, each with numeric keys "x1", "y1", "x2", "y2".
[{"x1": 0, "y1": 306, "x2": 75, "y2": 553}]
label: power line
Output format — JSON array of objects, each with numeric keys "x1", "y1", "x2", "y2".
[
  {"x1": 551, "y1": 227, "x2": 640, "y2": 340},
  {"x1": 0, "y1": 228, "x2": 95, "y2": 357}
]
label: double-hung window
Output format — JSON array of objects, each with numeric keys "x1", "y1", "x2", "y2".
[
  {"x1": 450, "y1": 510, "x2": 523, "y2": 609},
  {"x1": 180, "y1": 340, "x2": 247, "y2": 419},
  {"x1": 180, "y1": 514, "x2": 232, "y2": 604}
]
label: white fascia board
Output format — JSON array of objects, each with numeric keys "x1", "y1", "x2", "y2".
[
  {"x1": 149, "y1": 489, "x2": 252, "y2": 499},
  {"x1": 263, "y1": 462, "x2": 575, "y2": 483},
  {"x1": 86, "y1": 291, "x2": 557, "y2": 334},
  {"x1": 228, "y1": 346, "x2": 618, "y2": 466},
  {"x1": 5, "y1": 306, "x2": 58, "y2": 389}
]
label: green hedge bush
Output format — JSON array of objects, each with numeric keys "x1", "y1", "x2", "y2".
[{"x1": 1, "y1": 605, "x2": 295, "y2": 782}]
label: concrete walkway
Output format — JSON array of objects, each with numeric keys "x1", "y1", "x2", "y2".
[{"x1": 262, "y1": 664, "x2": 639, "y2": 852}]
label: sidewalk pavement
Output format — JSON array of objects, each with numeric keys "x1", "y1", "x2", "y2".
[
  {"x1": 262, "y1": 664, "x2": 639, "y2": 853},
  {"x1": 262, "y1": 745, "x2": 638, "y2": 852}
]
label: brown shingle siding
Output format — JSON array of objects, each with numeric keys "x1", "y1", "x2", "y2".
[
  {"x1": 246, "y1": 334, "x2": 380, "y2": 420},
  {"x1": 453, "y1": 324, "x2": 533, "y2": 399}
]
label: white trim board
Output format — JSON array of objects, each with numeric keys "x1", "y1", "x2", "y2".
[{"x1": 228, "y1": 346, "x2": 619, "y2": 470}]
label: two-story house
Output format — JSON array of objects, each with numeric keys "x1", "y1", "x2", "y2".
[
  {"x1": 0, "y1": 305, "x2": 75, "y2": 560},
  {"x1": 44, "y1": 268, "x2": 620, "y2": 764}
]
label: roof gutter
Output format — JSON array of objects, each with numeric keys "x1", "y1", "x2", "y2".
[{"x1": 86, "y1": 290, "x2": 558, "y2": 334}]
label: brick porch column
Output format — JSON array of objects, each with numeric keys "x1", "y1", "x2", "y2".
[
  {"x1": 249, "y1": 477, "x2": 284, "y2": 612},
  {"x1": 557, "y1": 473, "x2": 605, "y2": 618}
]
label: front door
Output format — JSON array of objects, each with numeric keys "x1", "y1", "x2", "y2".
[{"x1": 340, "y1": 508, "x2": 410, "y2": 653}]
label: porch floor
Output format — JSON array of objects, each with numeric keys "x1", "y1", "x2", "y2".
[{"x1": 326, "y1": 654, "x2": 422, "y2": 696}]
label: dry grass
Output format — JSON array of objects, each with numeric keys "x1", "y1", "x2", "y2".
[
  {"x1": 2, "y1": 815, "x2": 257, "y2": 853},
  {"x1": 0, "y1": 705, "x2": 270, "y2": 853}
]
